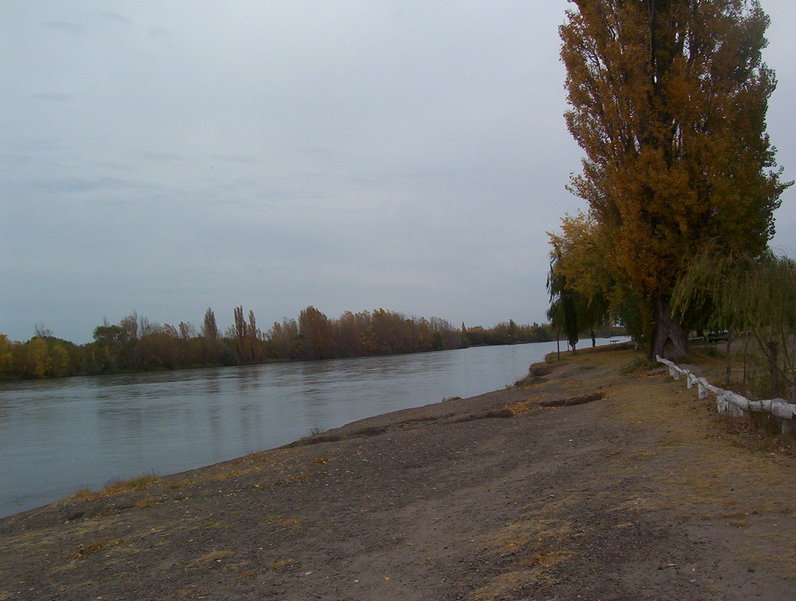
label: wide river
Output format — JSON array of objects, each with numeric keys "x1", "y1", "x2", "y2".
[{"x1": 0, "y1": 339, "x2": 621, "y2": 517}]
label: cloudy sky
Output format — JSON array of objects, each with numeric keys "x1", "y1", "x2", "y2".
[{"x1": 2, "y1": 1, "x2": 794, "y2": 344}]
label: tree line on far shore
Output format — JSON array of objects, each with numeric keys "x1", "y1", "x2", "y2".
[{"x1": 0, "y1": 306, "x2": 602, "y2": 380}]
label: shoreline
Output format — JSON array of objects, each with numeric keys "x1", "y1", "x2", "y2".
[{"x1": 2, "y1": 346, "x2": 794, "y2": 601}]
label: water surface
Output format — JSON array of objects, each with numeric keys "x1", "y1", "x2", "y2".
[{"x1": 0, "y1": 340, "x2": 621, "y2": 517}]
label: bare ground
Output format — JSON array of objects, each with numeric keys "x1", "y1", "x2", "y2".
[{"x1": 1, "y1": 347, "x2": 794, "y2": 601}]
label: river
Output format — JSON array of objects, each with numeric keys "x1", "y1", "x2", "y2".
[{"x1": 0, "y1": 339, "x2": 621, "y2": 517}]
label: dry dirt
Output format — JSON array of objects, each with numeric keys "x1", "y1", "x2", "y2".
[{"x1": 1, "y1": 347, "x2": 794, "y2": 601}]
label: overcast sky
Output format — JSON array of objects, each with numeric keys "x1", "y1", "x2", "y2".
[{"x1": 2, "y1": 1, "x2": 794, "y2": 344}]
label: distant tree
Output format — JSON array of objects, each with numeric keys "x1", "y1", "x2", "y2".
[
  {"x1": 266, "y1": 318, "x2": 300, "y2": 359},
  {"x1": 560, "y1": 0, "x2": 790, "y2": 359},
  {"x1": 429, "y1": 317, "x2": 460, "y2": 350},
  {"x1": 34, "y1": 323, "x2": 52, "y2": 338},
  {"x1": 200, "y1": 308, "x2": 223, "y2": 364},
  {"x1": 24, "y1": 337, "x2": 51, "y2": 378},
  {"x1": 335, "y1": 311, "x2": 363, "y2": 357},
  {"x1": 460, "y1": 322, "x2": 471, "y2": 348},
  {"x1": 232, "y1": 306, "x2": 248, "y2": 362},
  {"x1": 119, "y1": 313, "x2": 139, "y2": 341},
  {"x1": 231, "y1": 306, "x2": 261, "y2": 362},
  {"x1": 298, "y1": 306, "x2": 336, "y2": 360},
  {"x1": 202, "y1": 308, "x2": 219, "y2": 340},
  {"x1": 92, "y1": 323, "x2": 125, "y2": 372},
  {"x1": 49, "y1": 341, "x2": 70, "y2": 377},
  {"x1": 178, "y1": 322, "x2": 196, "y2": 340},
  {"x1": 0, "y1": 334, "x2": 13, "y2": 377}
]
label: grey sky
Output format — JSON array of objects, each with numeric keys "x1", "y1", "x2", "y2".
[{"x1": 2, "y1": 1, "x2": 794, "y2": 344}]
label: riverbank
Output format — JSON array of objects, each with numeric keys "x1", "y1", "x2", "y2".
[{"x1": 1, "y1": 346, "x2": 794, "y2": 600}]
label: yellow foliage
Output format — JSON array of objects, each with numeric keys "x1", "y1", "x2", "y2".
[
  {"x1": 0, "y1": 334, "x2": 13, "y2": 375},
  {"x1": 559, "y1": 0, "x2": 788, "y2": 306},
  {"x1": 548, "y1": 212, "x2": 613, "y2": 303}
]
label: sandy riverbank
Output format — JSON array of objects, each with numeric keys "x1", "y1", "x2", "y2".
[{"x1": 1, "y1": 346, "x2": 794, "y2": 600}]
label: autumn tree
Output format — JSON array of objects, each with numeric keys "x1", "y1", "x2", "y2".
[
  {"x1": 119, "y1": 313, "x2": 139, "y2": 342},
  {"x1": 92, "y1": 323, "x2": 125, "y2": 372},
  {"x1": 202, "y1": 308, "x2": 218, "y2": 340},
  {"x1": 266, "y1": 318, "x2": 300, "y2": 359},
  {"x1": 548, "y1": 212, "x2": 638, "y2": 337},
  {"x1": 23, "y1": 337, "x2": 51, "y2": 378},
  {"x1": 336, "y1": 311, "x2": 365, "y2": 357},
  {"x1": 201, "y1": 308, "x2": 224, "y2": 364},
  {"x1": 0, "y1": 334, "x2": 14, "y2": 377},
  {"x1": 297, "y1": 306, "x2": 336, "y2": 360},
  {"x1": 48, "y1": 341, "x2": 70, "y2": 377},
  {"x1": 547, "y1": 246, "x2": 582, "y2": 352},
  {"x1": 429, "y1": 317, "x2": 462, "y2": 350},
  {"x1": 559, "y1": 0, "x2": 790, "y2": 359},
  {"x1": 231, "y1": 306, "x2": 260, "y2": 362}
]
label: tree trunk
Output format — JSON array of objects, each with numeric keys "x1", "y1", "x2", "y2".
[
  {"x1": 767, "y1": 341, "x2": 779, "y2": 397},
  {"x1": 651, "y1": 297, "x2": 688, "y2": 360},
  {"x1": 555, "y1": 328, "x2": 560, "y2": 360}
]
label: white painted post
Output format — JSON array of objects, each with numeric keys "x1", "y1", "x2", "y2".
[{"x1": 656, "y1": 356, "x2": 794, "y2": 434}]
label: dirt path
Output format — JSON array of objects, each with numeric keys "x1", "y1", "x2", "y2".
[{"x1": 1, "y1": 348, "x2": 794, "y2": 600}]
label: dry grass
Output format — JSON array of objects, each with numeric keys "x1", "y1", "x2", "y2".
[
  {"x1": 521, "y1": 348, "x2": 796, "y2": 588},
  {"x1": 484, "y1": 518, "x2": 574, "y2": 558},
  {"x1": 596, "y1": 352, "x2": 796, "y2": 581},
  {"x1": 469, "y1": 565, "x2": 565, "y2": 601},
  {"x1": 187, "y1": 550, "x2": 234, "y2": 568},
  {"x1": 312, "y1": 456, "x2": 335, "y2": 464},
  {"x1": 69, "y1": 474, "x2": 160, "y2": 502},
  {"x1": 505, "y1": 395, "x2": 542, "y2": 415},
  {"x1": 474, "y1": 510, "x2": 581, "y2": 600},
  {"x1": 73, "y1": 537, "x2": 125, "y2": 559},
  {"x1": 279, "y1": 471, "x2": 312, "y2": 484},
  {"x1": 262, "y1": 514, "x2": 303, "y2": 529},
  {"x1": 523, "y1": 548, "x2": 576, "y2": 567},
  {"x1": 269, "y1": 558, "x2": 296, "y2": 570}
]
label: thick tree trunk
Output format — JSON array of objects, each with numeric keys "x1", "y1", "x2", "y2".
[{"x1": 651, "y1": 297, "x2": 688, "y2": 360}]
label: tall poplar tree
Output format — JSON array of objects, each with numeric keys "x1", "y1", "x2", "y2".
[{"x1": 559, "y1": 0, "x2": 789, "y2": 359}]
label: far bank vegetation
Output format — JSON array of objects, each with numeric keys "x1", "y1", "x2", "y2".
[{"x1": 0, "y1": 307, "x2": 562, "y2": 381}]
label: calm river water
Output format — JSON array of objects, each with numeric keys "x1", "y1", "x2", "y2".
[{"x1": 0, "y1": 340, "x2": 620, "y2": 517}]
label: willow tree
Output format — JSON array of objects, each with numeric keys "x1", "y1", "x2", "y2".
[
  {"x1": 672, "y1": 249, "x2": 796, "y2": 397},
  {"x1": 560, "y1": 0, "x2": 789, "y2": 359},
  {"x1": 548, "y1": 212, "x2": 620, "y2": 332},
  {"x1": 547, "y1": 247, "x2": 581, "y2": 352}
]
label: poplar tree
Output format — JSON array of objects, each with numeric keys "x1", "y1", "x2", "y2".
[
  {"x1": 559, "y1": 0, "x2": 790, "y2": 359},
  {"x1": 202, "y1": 308, "x2": 218, "y2": 340}
]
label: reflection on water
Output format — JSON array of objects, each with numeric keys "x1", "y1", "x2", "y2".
[{"x1": 0, "y1": 340, "x2": 624, "y2": 517}]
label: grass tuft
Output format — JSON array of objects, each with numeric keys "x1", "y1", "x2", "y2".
[
  {"x1": 187, "y1": 550, "x2": 234, "y2": 568},
  {"x1": 74, "y1": 537, "x2": 124, "y2": 559},
  {"x1": 269, "y1": 558, "x2": 296, "y2": 570},
  {"x1": 69, "y1": 473, "x2": 160, "y2": 502}
]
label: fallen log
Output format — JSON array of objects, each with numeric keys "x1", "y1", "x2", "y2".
[{"x1": 539, "y1": 391, "x2": 604, "y2": 408}]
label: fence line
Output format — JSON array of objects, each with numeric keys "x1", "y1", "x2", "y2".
[{"x1": 656, "y1": 356, "x2": 795, "y2": 435}]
